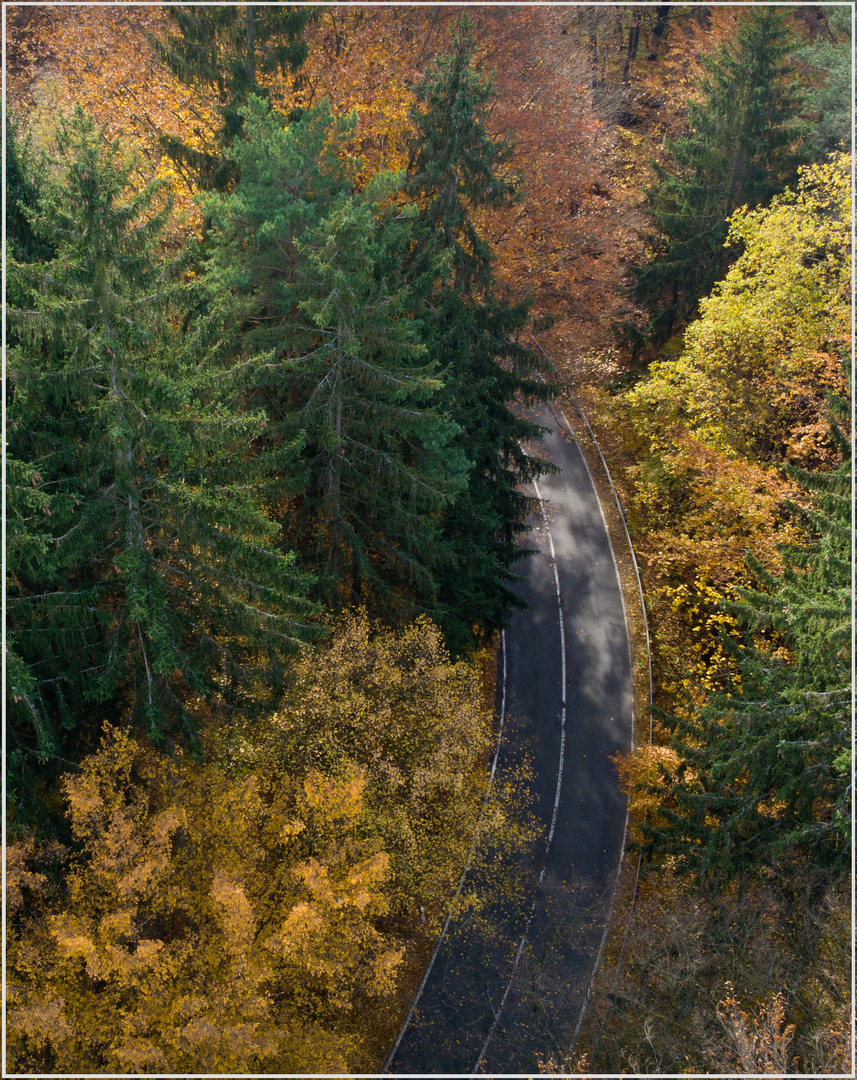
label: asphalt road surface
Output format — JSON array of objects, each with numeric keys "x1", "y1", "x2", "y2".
[{"x1": 385, "y1": 401, "x2": 633, "y2": 1075}]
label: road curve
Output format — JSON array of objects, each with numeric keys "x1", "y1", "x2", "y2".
[{"x1": 385, "y1": 401, "x2": 633, "y2": 1075}]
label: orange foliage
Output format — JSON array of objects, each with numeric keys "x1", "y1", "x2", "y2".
[
  {"x1": 6, "y1": 615, "x2": 524, "y2": 1072},
  {"x1": 610, "y1": 743, "x2": 681, "y2": 843},
  {"x1": 7, "y1": 727, "x2": 399, "y2": 1072}
]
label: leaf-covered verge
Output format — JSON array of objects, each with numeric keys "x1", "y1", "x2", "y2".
[
  {"x1": 568, "y1": 156, "x2": 852, "y2": 1073},
  {"x1": 5, "y1": 5, "x2": 853, "y2": 1073}
]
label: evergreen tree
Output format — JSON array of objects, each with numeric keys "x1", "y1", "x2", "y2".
[
  {"x1": 644, "y1": 387, "x2": 851, "y2": 883},
  {"x1": 6, "y1": 109, "x2": 316, "y2": 798},
  {"x1": 405, "y1": 19, "x2": 518, "y2": 293},
  {"x1": 5, "y1": 117, "x2": 53, "y2": 266},
  {"x1": 796, "y1": 5, "x2": 854, "y2": 157},
  {"x1": 149, "y1": 4, "x2": 312, "y2": 191},
  {"x1": 630, "y1": 7, "x2": 809, "y2": 342},
  {"x1": 201, "y1": 97, "x2": 467, "y2": 614},
  {"x1": 405, "y1": 19, "x2": 555, "y2": 650}
]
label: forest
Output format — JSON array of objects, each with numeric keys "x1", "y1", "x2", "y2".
[{"x1": 4, "y1": 3, "x2": 852, "y2": 1075}]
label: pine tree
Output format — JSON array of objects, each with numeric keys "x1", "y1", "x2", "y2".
[
  {"x1": 149, "y1": 5, "x2": 312, "y2": 191},
  {"x1": 630, "y1": 7, "x2": 809, "y2": 342},
  {"x1": 405, "y1": 18, "x2": 555, "y2": 650},
  {"x1": 5, "y1": 117, "x2": 53, "y2": 266},
  {"x1": 644, "y1": 386, "x2": 851, "y2": 883},
  {"x1": 6, "y1": 108, "x2": 316, "y2": 794},
  {"x1": 201, "y1": 97, "x2": 467, "y2": 614}
]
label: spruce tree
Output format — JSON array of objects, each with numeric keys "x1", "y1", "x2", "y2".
[
  {"x1": 631, "y1": 7, "x2": 809, "y2": 342},
  {"x1": 5, "y1": 117, "x2": 53, "y2": 266},
  {"x1": 405, "y1": 18, "x2": 518, "y2": 293},
  {"x1": 201, "y1": 97, "x2": 468, "y2": 614},
  {"x1": 645, "y1": 387, "x2": 851, "y2": 883},
  {"x1": 149, "y1": 5, "x2": 312, "y2": 190},
  {"x1": 405, "y1": 19, "x2": 555, "y2": 650},
  {"x1": 6, "y1": 109, "x2": 316, "y2": 797},
  {"x1": 796, "y1": 6, "x2": 854, "y2": 157}
]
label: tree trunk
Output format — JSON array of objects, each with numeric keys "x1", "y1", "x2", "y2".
[
  {"x1": 586, "y1": 8, "x2": 600, "y2": 89},
  {"x1": 245, "y1": 4, "x2": 256, "y2": 87},
  {"x1": 652, "y1": 4, "x2": 672, "y2": 45},
  {"x1": 330, "y1": 340, "x2": 343, "y2": 596},
  {"x1": 623, "y1": 9, "x2": 642, "y2": 85}
]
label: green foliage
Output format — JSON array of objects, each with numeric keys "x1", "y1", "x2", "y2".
[
  {"x1": 404, "y1": 19, "x2": 556, "y2": 649},
  {"x1": 796, "y1": 6, "x2": 854, "y2": 157},
  {"x1": 631, "y1": 7, "x2": 809, "y2": 341},
  {"x1": 406, "y1": 16, "x2": 518, "y2": 292},
  {"x1": 6, "y1": 108, "x2": 316, "y2": 796},
  {"x1": 5, "y1": 117, "x2": 53, "y2": 266},
  {"x1": 202, "y1": 97, "x2": 468, "y2": 617},
  {"x1": 149, "y1": 4, "x2": 313, "y2": 190},
  {"x1": 644, "y1": 384, "x2": 851, "y2": 883}
]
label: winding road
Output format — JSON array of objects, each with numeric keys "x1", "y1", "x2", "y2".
[{"x1": 385, "y1": 400, "x2": 634, "y2": 1075}]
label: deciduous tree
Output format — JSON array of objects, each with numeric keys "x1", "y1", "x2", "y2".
[
  {"x1": 6, "y1": 728, "x2": 398, "y2": 1073},
  {"x1": 643, "y1": 385, "x2": 851, "y2": 882},
  {"x1": 7, "y1": 613, "x2": 531, "y2": 1072},
  {"x1": 629, "y1": 154, "x2": 850, "y2": 466}
]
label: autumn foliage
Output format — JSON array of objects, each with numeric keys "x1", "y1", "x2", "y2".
[
  {"x1": 5, "y1": 5, "x2": 852, "y2": 1073},
  {"x1": 7, "y1": 614, "x2": 528, "y2": 1072}
]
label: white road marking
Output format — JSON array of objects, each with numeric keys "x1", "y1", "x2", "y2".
[
  {"x1": 548, "y1": 397, "x2": 654, "y2": 1056},
  {"x1": 383, "y1": 632, "x2": 509, "y2": 1074},
  {"x1": 471, "y1": 479, "x2": 568, "y2": 1075}
]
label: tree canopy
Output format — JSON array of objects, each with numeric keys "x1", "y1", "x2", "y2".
[
  {"x1": 630, "y1": 7, "x2": 809, "y2": 342},
  {"x1": 644, "y1": 385, "x2": 851, "y2": 883},
  {"x1": 4, "y1": 7, "x2": 852, "y2": 1073},
  {"x1": 6, "y1": 108, "x2": 315, "y2": 796}
]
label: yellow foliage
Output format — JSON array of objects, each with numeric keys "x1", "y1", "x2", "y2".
[
  {"x1": 213, "y1": 611, "x2": 502, "y2": 928},
  {"x1": 303, "y1": 766, "x2": 366, "y2": 825},
  {"x1": 611, "y1": 743, "x2": 681, "y2": 842},
  {"x1": 7, "y1": 613, "x2": 522, "y2": 1072},
  {"x1": 6, "y1": 839, "x2": 46, "y2": 917},
  {"x1": 629, "y1": 153, "x2": 850, "y2": 469},
  {"x1": 623, "y1": 159, "x2": 850, "y2": 708},
  {"x1": 7, "y1": 726, "x2": 400, "y2": 1072}
]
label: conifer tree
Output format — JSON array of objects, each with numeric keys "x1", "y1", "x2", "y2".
[
  {"x1": 405, "y1": 19, "x2": 518, "y2": 294},
  {"x1": 405, "y1": 19, "x2": 555, "y2": 649},
  {"x1": 202, "y1": 97, "x2": 467, "y2": 614},
  {"x1": 5, "y1": 117, "x2": 53, "y2": 266},
  {"x1": 796, "y1": 6, "x2": 853, "y2": 157},
  {"x1": 644, "y1": 387, "x2": 851, "y2": 883},
  {"x1": 6, "y1": 108, "x2": 315, "y2": 791},
  {"x1": 149, "y1": 5, "x2": 312, "y2": 190},
  {"x1": 631, "y1": 7, "x2": 809, "y2": 342}
]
